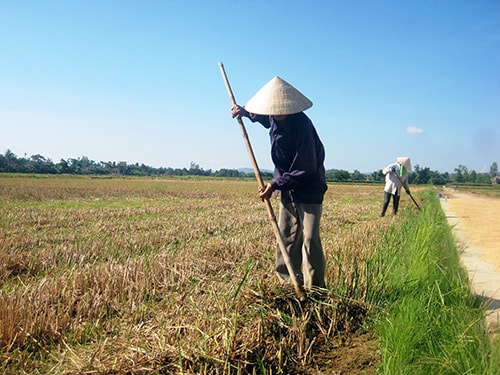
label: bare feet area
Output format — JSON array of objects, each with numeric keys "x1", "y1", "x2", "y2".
[{"x1": 440, "y1": 188, "x2": 500, "y2": 334}]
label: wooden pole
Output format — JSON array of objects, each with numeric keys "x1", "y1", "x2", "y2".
[
  {"x1": 218, "y1": 62, "x2": 305, "y2": 300},
  {"x1": 394, "y1": 173, "x2": 421, "y2": 210}
]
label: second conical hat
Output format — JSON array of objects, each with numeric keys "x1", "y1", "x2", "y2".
[
  {"x1": 397, "y1": 157, "x2": 412, "y2": 170},
  {"x1": 244, "y1": 76, "x2": 313, "y2": 115}
]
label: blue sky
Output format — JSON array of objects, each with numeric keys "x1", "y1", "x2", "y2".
[{"x1": 1, "y1": 1, "x2": 499, "y2": 173}]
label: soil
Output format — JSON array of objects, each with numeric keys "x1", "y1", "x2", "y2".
[
  {"x1": 307, "y1": 333, "x2": 379, "y2": 374},
  {"x1": 440, "y1": 188, "x2": 500, "y2": 334}
]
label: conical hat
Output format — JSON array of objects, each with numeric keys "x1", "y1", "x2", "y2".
[
  {"x1": 244, "y1": 76, "x2": 313, "y2": 115},
  {"x1": 397, "y1": 157, "x2": 412, "y2": 170}
]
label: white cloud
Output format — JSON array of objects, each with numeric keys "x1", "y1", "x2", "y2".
[{"x1": 406, "y1": 126, "x2": 424, "y2": 135}]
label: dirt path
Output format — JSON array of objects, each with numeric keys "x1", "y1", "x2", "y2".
[{"x1": 440, "y1": 189, "x2": 500, "y2": 334}]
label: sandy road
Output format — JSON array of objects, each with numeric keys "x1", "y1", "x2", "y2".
[{"x1": 440, "y1": 189, "x2": 500, "y2": 333}]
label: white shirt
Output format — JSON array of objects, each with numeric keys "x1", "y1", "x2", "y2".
[{"x1": 383, "y1": 162, "x2": 409, "y2": 195}]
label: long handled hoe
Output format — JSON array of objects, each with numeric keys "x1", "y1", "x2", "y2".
[
  {"x1": 218, "y1": 62, "x2": 306, "y2": 301},
  {"x1": 394, "y1": 172, "x2": 421, "y2": 211}
]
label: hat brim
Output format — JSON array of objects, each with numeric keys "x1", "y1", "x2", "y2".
[
  {"x1": 397, "y1": 157, "x2": 412, "y2": 170},
  {"x1": 245, "y1": 76, "x2": 313, "y2": 115}
]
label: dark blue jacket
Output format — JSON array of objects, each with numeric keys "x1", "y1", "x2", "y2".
[{"x1": 250, "y1": 112, "x2": 327, "y2": 204}]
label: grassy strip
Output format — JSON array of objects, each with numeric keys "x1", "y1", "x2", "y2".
[{"x1": 370, "y1": 189, "x2": 500, "y2": 374}]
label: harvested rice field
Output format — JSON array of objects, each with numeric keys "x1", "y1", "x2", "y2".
[{"x1": 0, "y1": 175, "x2": 420, "y2": 374}]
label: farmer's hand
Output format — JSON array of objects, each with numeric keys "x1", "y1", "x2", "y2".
[
  {"x1": 231, "y1": 105, "x2": 249, "y2": 119},
  {"x1": 258, "y1": 183, "x2": 274, "y2": 201}
]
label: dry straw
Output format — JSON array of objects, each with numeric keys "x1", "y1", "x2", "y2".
[{"x1": 0, "y1": 177, "x2": 386, "y2": 373}]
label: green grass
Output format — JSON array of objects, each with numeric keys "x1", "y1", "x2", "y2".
[{"x1": 370, "y1": 189, "x2": 500, "y2": 374}]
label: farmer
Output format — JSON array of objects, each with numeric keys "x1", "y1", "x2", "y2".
[
  {"x1": 231, "y1": 76, "x2": 327, "y2": 290},
  {"x1": 380, "y1": 157, "x2": 411, "y2": 217}
]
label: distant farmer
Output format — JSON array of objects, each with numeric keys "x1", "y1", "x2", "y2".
[
  {"x1": 231, "y1": 76, "x2": 327, "y2": 290},
  {"x1": 380, "y1": 157, "x2": 411, "y2": 217}
]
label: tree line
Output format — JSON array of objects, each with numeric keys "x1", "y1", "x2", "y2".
[{"x1": 0, "y1": 149, "x2": 498, "y2": 185}]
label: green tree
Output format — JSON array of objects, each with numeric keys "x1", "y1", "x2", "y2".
[
  {"x1": 214, "y1": 168, "x2": 240, "y2": 177},
  {"x1": 490, "y1": 162, "x2": 498, "y2": 178},
  {"x1": 470, "y1": 170, "x2": 477, "y2": 183},
  {"x1": 333, "y1": 170, "x2": 350, "y2": 182},
  {"x1": 351, "y1": 170, "x2": 366, "y2": 181},
  {"x1": 453, "y1": 165, "x2": 469, "y2": 183},
  {"x1": 0, "y1": 149, "x2": 21, "y2": 172},
  {"x1": 413, "y1": 165, "x2": 431, "y2": 184},
  {"x1": 430, "y1": 171, "x2": 450, "y2": 186},
  {"x1": 371, "y1": 169, "x2": 384, "y2": 182},
  {"x1": 29, "y1": 154, "x2": 56, "y2": 174},
  {"x1": 56, "y1": 159, "x2": 70, "y2": 174}
]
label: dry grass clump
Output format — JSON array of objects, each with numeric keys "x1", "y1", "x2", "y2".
[{"x1": 0, "y1": 176, "x2": 391, "y2": 374}]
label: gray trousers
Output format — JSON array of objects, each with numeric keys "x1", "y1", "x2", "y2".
[{"x1": 276, "y1": 201, "x2": 326, "y2": 289}]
